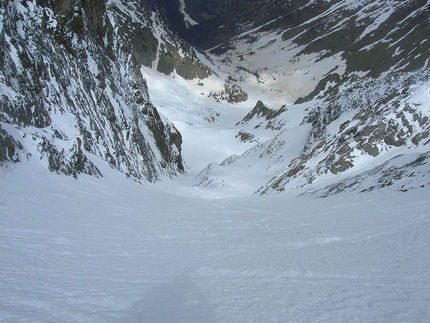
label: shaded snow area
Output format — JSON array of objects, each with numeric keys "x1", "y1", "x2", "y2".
[{"x1": 1, "y1": 162, "x2": 430, "y2": 323}]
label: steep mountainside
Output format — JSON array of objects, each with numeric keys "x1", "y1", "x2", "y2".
[
  {"x1": 1, "y1": 0, "x2": 429, "y2": 196},
  {"x1": 188, "y1": 0, "x2": 430, "y2": 195},
  {"x1": 143, "y1": 0, "x2": 349, "y2": 51},
  {"x1": 0, "y1": 0, "x2": 209, "y2": 181}
]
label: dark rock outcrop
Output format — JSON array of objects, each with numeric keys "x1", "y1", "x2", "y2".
[{"x1": 0, "y1": 125, "x2": 22, "y2": 164}]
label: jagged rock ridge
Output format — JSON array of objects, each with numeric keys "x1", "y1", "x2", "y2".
[{"x1": 0, "y1": 0, "x2": 210, "y2": 181}]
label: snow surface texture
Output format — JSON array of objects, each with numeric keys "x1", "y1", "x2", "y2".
[{"x1": 1, "y1": 161, "x2": 430, "y2": 323}]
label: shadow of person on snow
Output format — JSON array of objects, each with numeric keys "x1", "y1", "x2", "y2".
[{"x1": 125, "y1": 270, "x2": 215, "y2": 323}]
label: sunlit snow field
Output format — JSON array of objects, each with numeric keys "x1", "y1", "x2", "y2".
[{"x1": 1, "y1": 154, "x2": 430, "y2": 322}]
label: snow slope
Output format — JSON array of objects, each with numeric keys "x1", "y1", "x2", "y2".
[
  {"x1": 141, "y1": 65, "x2": 255, "y2": 174},
  {"x1": 1, "y1": 159, "x2": 430, "y2": 323}
]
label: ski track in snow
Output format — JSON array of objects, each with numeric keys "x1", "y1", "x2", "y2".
[{"x1": 1, "y1": 163, "x2": 430, "y2": 322}]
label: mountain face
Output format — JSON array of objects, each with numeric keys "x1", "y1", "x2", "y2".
[
  {"x1": 1, "y1": 0, "x2": 430, "y2": 195},
  {"x1": 181, "y1": 0, "x2": 430, "y2": 195},
  {"x1": 140, "y1": 0, "x2": 242, "y2": 47},
  {"x1": 259, "y1": 0, "x2": 430, "y2": 194},
  {"x1": 0, "y1": 0, "x2": 210, "y2": 181},
  {"x1": 142, "y1": 0, "x2": 348, "y2": 50}
]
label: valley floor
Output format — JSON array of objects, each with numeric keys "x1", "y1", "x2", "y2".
[{"x1": 1, "y1": 162, "x2": 430, "y2": 322}]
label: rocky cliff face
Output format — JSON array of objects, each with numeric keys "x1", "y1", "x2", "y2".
[{"x1": 0, "y1": 0, "x2": 209, "y2": 181}]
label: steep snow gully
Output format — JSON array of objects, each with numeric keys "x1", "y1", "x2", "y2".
[
  {"x1": 1, "y1": 162, "x2": 430, "y2": 323},
  {"x1": 2, "y1": 0, "x2": 430, "y2": 322}
]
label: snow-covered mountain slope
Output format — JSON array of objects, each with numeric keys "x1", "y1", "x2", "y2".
[
  {"x1": 1, "y1": 153, "x2": 430, "y2": 323},
  {"x1": 189, "y1": 0, "x2": 430, "y2": 196},
  {"x1": 2, "y1": 2, "x2": 430, "y2": 322},
  {"x1": 0, "y1": 0, "x2": 210, "y2": 181}
]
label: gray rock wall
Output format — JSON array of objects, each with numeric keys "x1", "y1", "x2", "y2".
[{"x1": 0, "y1": 0, "x2": 199, "y2": 181}]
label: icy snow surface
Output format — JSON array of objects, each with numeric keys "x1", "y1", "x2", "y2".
[{"x1": 1, "y1": 157, "x2": 430, "y2": 322}]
